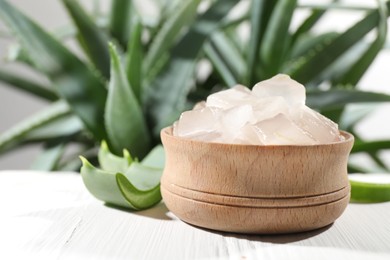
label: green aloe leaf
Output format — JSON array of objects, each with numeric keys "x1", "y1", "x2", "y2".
[
  {"x1": 7, "y1": 43, "x2": 35, "y2": 67},
  {"x1": 24, "y1": 115, "x2": 84, "y2": 141},
  {"x1": 298, "y1": 3, "x2": 376, "y2": 11},
  {"x1": 62, "y1": 0, "x2": 110, "y2": 79},
  {"x1": 338, "y1": 105, "x2": 376, "y2": 130},
  {"x1": 52, "y1": 24, "x2": 77, "y2": 40},
  {"x1": 260, "y1": 0, "x2": 297, "y2": 77},
  {"x1": 246, "y1": 0, "x2": 266, "y2": 85},
  {"x1": 0, "y1": 68, "x2": 58, "y2": 101},
  {"x1": 31, "y1": 142, "x2": 65, "y2": 171},
  {"x1": 288, "y1": 32, "x2": 339, "y2": 61},
  {"x1": 98, "y1": 141, "x2": 132, "y2": 173},
  {"x1": 336, "y1": 0, "x2": 388, "y2": 86},
  {"x1": 311, "y1": 41, "x2": 368, "y2": 88},
  {"x1": 348, "y1": 130, "x2": 389, "y2": 171},
  {"x1": 126, "y1": 18, "x2": 143, "y2": 101},
  {"x1": 0, "y1": 0, "x2": 108, "y2": 141},
  {"x1": 349, "y1": 174, "x2": 390, "y2": 203},
  {"x1": 348, "y1": 163, "x2": 368, "y2": 174},
  {"x1": 58, "y1": 144, "x2": 97, "y2": 171},
  {"x1": 59, "y1": 158, "x2": 84, "y2": 172},
  {"x1": 289, "y1": 1, "x2": 390, "y2": 84},
  {"x1": 204, "y1": 42, "x2": 237, "y2": 87},
  {"x1": 219, "y1": 11, "x2": 248, "y2": 29},
  {"x1": 109, "y1": 0, "x2": 132, "y2": 48},
  {"x1": 306, "y1": 89, "x2": 390, "y2": 110},
  {"x1": 291, "y1": 8, "x2": 326, "y2": 44},
  {"x1": 143, "y1": 0, "x2": 201, "y2": 76},
  {"x1": 352, "y1": 140, "x2": 390, "y2": 153},
  {"x1": 105, "y1": 43, "x2": 150, "y2": 158},
  {"x1": 0, "y1": 101, "x2": 70, "y2": 154},
  {"x1": 210, "y1": 31, "x2": 245, "y2": 83},
  {"x1": 146, "y1": 0, "x2": 239, "y2": 135},
  {"x1": 245, "y1": 0, "x2": 277, "y2": 83}
]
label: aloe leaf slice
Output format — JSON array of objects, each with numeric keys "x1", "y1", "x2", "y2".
[
  {"x1": 80, "y1": 161, "x2": 162, "y2": 210},
  {"x1": 80, "y1": 144, "x2": 164, "y2": 210},
  {"x1": 118, "y1": 163, "x2": 162, "y2": 209},
  {"x1": 116, "y1": 174, "x2": 161, "y2": 210},
  {"x1": 349, "y1": 174, "x2": 390, "y2": 203},
  {"x1": 123, "y1": 162, "x2": 162, "y2": 189},
  {"x1": 80, "y1": 157, "x2": 134, "y2": 209},
  {"x1": 140, "y1": 145, "x2": 165, "y2": 169},
  {"x1": 98, "y1": 140, "x2": 132, "y2": 173}
]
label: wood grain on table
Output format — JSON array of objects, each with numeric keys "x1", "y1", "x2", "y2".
[{"x1": 0, "y1": 171, "x2": 389, "y2": 260}]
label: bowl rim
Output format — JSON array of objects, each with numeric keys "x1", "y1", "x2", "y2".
[{"x1": 161, "y1": 126, "x2": 354, "y2": 148}]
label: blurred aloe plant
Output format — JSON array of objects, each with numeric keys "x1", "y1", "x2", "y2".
[{"x1": 1, "y1": 0, "x2": 390, "y2": 173}]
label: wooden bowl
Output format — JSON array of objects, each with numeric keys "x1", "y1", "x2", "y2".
[{"x1": 160, "y1": 127, "x2": 354, "y2": 234}]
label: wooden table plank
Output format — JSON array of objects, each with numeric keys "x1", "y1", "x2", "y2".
[{"x1": 1, "y1": 171, "x2": 390, "y2": 260}]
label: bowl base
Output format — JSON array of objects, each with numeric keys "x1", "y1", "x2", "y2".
[{"x1": 161, "y1": 185, "x2": 350, "y2": 234}]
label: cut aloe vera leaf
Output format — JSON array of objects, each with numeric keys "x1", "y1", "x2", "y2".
[
  {"x1": 80, "y1": 156, "x2": 133, "y2": 209},
  {"x1": 80, "y1": 157, "x2": 163, "y2": 210},
  {"x1": 140, "y1": 145, "x2": 165, "y2": 169},
  {"x1": 349, "y1": 173, "x2": 390, "y2": 203},
  {"x1": 98, "y1": 140, "x2": 132, "y2": 173},
  {"x1": 117, "y1": 163, "x2": 162, "y2": 210},
  {"x1": 80, "y1": 144, "x2": 165, "y2": 210}
]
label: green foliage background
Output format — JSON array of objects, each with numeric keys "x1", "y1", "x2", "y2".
[{"x1": 1, "y1": 0, "x2": 390, "y2": 173}]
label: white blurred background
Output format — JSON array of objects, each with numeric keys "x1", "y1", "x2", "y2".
[{"x1": 1, "y1": 0, "x2": 390, "y2": 170}]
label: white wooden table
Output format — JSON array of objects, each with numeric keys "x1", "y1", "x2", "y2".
[{"x1": 1, "y1": 170, "x2": 390, "y2": 260}]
